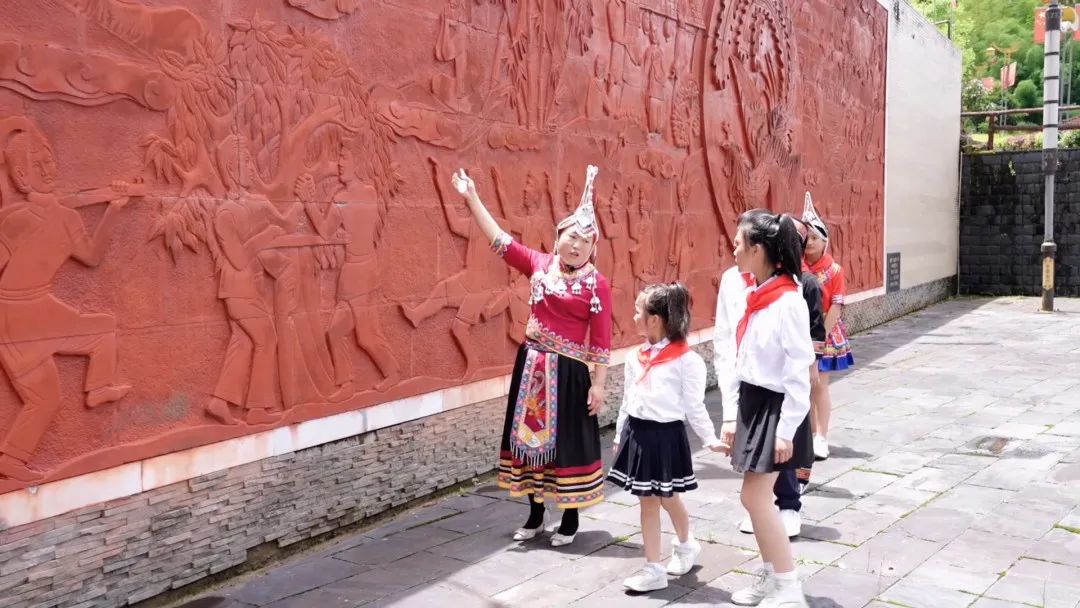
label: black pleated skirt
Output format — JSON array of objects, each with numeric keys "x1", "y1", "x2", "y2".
[
  {"x1": 730, "y1": 382, "x2": 814, "y2": 474},
  {"x1": 607, "y1": 417, "x2": 697, "y2": 497}
]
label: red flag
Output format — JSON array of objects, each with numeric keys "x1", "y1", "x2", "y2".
[{"x1": 1036, "y1": 7, "x2": 1080, "y2": 43}]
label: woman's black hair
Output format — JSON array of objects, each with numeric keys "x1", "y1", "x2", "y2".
[
  {"x1": 737, "y1": 209, "x2": 804, "y2": 281},
  {"x1": 641, "y1": 282, "x2": 692, "y2": 342}
]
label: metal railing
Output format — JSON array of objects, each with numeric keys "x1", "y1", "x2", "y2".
[{"x1": 962, "y1": 105, "x2": 1080, "y2": 150}]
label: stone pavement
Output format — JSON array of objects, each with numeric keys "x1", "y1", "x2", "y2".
[{"x1": 175, "y1": 297, "x2": 1080, "y2": 608}]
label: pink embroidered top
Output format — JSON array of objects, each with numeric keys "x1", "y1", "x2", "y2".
[{"x1": 491, "y1": 232, "x2": 613, "y2": 365}]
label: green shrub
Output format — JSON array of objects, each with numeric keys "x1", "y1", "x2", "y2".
[
  {"x1": 1061, "y1": 130, "x2": 1080, "y2": 149},
  {"x1": 996, "y1": 133, "x2": 1043, "y2": 151}
]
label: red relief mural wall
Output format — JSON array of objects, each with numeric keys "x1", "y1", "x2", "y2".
[{"x1": 0, "y1": 0, "x2": 885, "y2": 494}]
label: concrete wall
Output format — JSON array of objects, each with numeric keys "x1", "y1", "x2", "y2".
[{"x1": 882, "y1": 0, "x2": 963, "y2": 291}]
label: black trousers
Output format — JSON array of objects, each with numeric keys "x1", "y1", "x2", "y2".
[{"x1": 773, "y1": 469, "x2": 801, "y2": 511}]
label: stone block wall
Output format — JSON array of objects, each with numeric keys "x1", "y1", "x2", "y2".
[
  {"x1": 0, "y1": 396, "x2": 505, "y2": 608},
  {"x1": 960, "y1": 151, "x2": 1080, "y2": 296}
]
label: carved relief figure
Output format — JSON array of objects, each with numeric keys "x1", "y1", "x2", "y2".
[
  {"x1": 627, "y1": 182, "x2": 657, "y2": 285},
  {"x1": 306, "y1": 143, "x2": 401, "y2": 393},
  {"x1": 402, "y1": 159, "x2": 509, "y2": 379},
  {"x1": 488, "y1": 169, "x2": 554, "y2": 344},
  {"x1": 204, "y1": 136, "x2": 295, "y2": 426},
  {"x1": 667, "y1": 174, "x2": 695, "y2": 282},
  {"x1": 259, "y1": 238, "x2": 348, "y2": 410},
  {"x1": 596, "y1": 183, "x2": 635, "y2": 340},
  {"x1": 606, "y1": 0, "x2": 630, "y2": 96},
  {"x1": 586, "y1": 56, "x2": 618, "y2": 121},
  {"x1": 641, "y1": 17, "x2": 672, "y2": 134},
  {"x1": 0, "y1": 119, "x2": 135, "y2": 482},
  {"x1": 433, "y1": 11, "x2": 470, "y2": 111}
]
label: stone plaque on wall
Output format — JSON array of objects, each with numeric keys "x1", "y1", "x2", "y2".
[{"x1": 887, "y1": 252, "x2": 902, "y2": 293}]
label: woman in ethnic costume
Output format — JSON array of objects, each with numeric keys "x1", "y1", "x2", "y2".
[
  {"x1": 801, "y1": 193, "x2": 854, "y2": 461},
  {"x1": 449, "y1": 165, "x2": 613, "y2": 548}
]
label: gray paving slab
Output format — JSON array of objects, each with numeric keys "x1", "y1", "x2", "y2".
[
  {"x1": 801, "y1": 507, "x2": 898, "y2": 546},
  {"x1": 970, "y1": 598, "x2": 1035, "y2": 608},
  {"x1": 851, "y1": 483, "x2": 938, "y2": 519},
  {"x1": 879, "y1": 575, "x2": 982, "y2": 608},
  {"x1": 835, "y1": 529, "x2": 944, "y2": 579},
  {"x1": 927, "y1": 484, "x2": 1015, "y2": 517},
  {"x1": 229, "y1": 557, "x2": 369, "y2": 606},
  {"x1": 984, "y1": 558, "x2": 1080, "y2": 608},
  {"x1": 333, "y1": 526, "x2": 464, "y2": 565},
  {"x1": 801, "y1": 566, "x2": 895, "y2": 608},
  {"x1": 1024, "y1": 527, "x2": 1080, "y2": 567},
  {"x1": 815, "y1": 470, "x2": 898, "y2": 499}
]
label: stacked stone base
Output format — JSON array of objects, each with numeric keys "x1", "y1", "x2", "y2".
[
  {"x1": 0, "y1": 398, "x2": 504, "y2": 608},
  {"x1": 845, "y1": 276, "x2": 958, "y2": 334}
]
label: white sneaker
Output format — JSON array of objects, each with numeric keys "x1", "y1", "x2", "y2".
[
  {"x1": 760, "y1": 578, "x2": 809, "y2": 607},
  {"x1": 666, "y1": 538, "x2": 701, "y2": 575},
  {"x1": 738, "y1": 506, "x2": 781, "y2": 534},
  {"x1": 739, "y1": 514, "x2": 754, "y2": 534},
  {"x1": 813, "y1": 435, "x2": 829, "y2": 460},
  {"x1": 623, "y1": 563, "x2": 668, "y2": 592},
  {"x1": 780, "y1": 509, "x2": 802, "y2": 538},
  {"x1": 512, "y1": 512, "x2": 546, "y2": 541},
  {"x1": 731, "y1": 567, "x2": 775, "y2": 606}
]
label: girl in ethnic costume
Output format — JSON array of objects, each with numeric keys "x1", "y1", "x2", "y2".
[
  {"x1": 449, "y1": 166, "x2": 612, "y2": 548},
  {"x1": 610, "y1": 282, "x2": 727, "y2": 593},
  {"x1": 719, "y1": 211, "x2": 814, "y2": 608},
  {"x1": 801, "y1": 193, "x2": 854, "y2": 460}
]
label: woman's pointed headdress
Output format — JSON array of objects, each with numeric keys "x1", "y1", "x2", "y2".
[
  {"x1": 802, "y1": 191, "x2": 829, "y2": 241},
  {"x1": 556, "y1": 165, "x2": 599, "y2": 242}
]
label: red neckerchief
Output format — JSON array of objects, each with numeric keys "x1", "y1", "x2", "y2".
[
  {"x1": 804, "y1": 252, "x2": 835, "y2": 276},
  {"x1": 736, "y1": 275, "x2": 798, "y2": 350},
  {"x1": 741, "y1": 272, "x2": 755, "y2": 287},
  {"x1": 636, "y1": 340, "x2": 691, "y2": 383}
]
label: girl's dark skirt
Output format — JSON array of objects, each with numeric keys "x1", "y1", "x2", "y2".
[
  {"x1": 730, "y1": 382, "x2": 814, "y2": 474},
  {"x1": 497, "y1": 345, "x2": 604, "y2": 509},
  {"x1": 607, "y1": 417, "x2": 698, "y2": 497}
]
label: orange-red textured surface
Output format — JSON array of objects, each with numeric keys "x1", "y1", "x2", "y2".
[{"x1": 0, "y1": 0, "x2": 884, "y2": 493}]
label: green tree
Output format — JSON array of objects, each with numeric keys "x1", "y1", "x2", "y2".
[
  {"x1": 912, "y1": 0, "x2": 953, "y2": 23},
  {"x1": 1011, "y1": 79, "x2": 1041, "y2": 124},
  {"x1": 912, "y1": 0, "x2": 1053, "y2": 112},
  {"x1": 1012, "y1": 79, "x2": 1040, "y2": 109}
]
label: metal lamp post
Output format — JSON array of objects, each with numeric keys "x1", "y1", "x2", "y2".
[{"x1": 1042, "y1": 1, "x2": 1062, "y2": 312}]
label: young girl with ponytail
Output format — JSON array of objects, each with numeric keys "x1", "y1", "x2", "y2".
[
  {"x1": 609, "y1": 282, "x2": 727, "y2": 593},
  {"x1": 719, "y1": 211, "x2": 815, "y2": 608}
]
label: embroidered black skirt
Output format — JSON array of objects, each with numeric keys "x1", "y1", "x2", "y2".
[
  {"x1": 497, "y1": 344, "x2": 604, "y2": 509},
  {"x1": 607, "y1": 416, "x2": 698, "y2": 497},
  {"x1": 730, "y1": 382, "x2": 814, "y2": 474}
]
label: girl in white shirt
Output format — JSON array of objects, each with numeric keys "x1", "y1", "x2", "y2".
[
  {"x1": 720, "y1": 211, "x2": 815, "y2": 608},
  {"x1": 609, "y1": 282, "x2": 726, "y2": 593}
]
